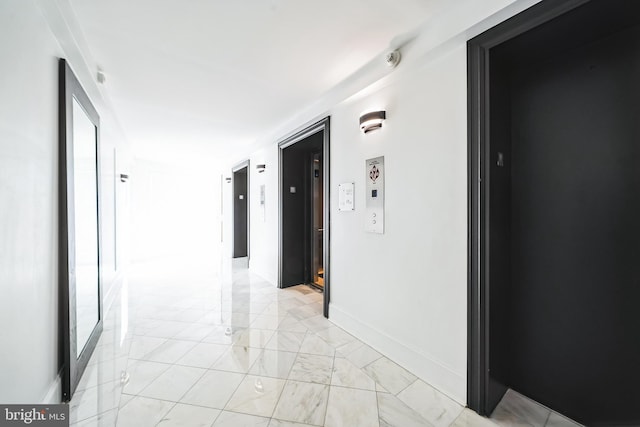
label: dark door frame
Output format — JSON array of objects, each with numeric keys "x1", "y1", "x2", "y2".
[
  {"x1": 232, "y1": 160, "x2": 250, "y2": 262},
  {"x1": 467, "y1": 0, "x2": 590, "y2": 415},
  {"x1": 278, "y1": 117, "x2": 331, "y2": 318}
]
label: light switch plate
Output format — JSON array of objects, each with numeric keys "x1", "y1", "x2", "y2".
[{"x1": 338, "y1": 183, "x2": 355, "y2": 211}]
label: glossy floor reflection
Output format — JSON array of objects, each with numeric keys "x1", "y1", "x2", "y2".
[{"x1": 69, "y1": 259, "x2": 579, "y2": 426}]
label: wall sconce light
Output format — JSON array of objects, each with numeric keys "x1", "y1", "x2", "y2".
[
  {"x1": 120, "y1": 173, "x2": 129, "y2": 183},
  {"x1": 225, "y1": 177, "x2": 232, "y2": 183},
  {"x1": 256, "y1": 164, "x2": 266, "y2": 173},
  {"x1": 359, "y1": 111, "x2": 386, "y2": 134}
]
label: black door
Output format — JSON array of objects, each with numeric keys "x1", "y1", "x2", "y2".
[
  {"x1": 233, "y1": 166, "x2": 248, "y2": 258},
  {"x1": 470, "y1": 1, "x2": 640, "y2": 425},
  {"x1": 281, "y1": 132, "x2": 323, "y2": 287}
]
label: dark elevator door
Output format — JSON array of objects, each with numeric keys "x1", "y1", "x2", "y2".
[
  {"x1": 281, "y1": 132, "x2": 323, "y2": 288},
  {"x1": 233, "y1": 167, "x2": 248, "y2": 258},
  {"x1": 490, "y1": 11, "x2": 640, "y2": 425}
]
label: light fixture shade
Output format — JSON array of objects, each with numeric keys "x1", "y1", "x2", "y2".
[{"x1": 359, "y1": 111, "x2": 386, "y2": 133}]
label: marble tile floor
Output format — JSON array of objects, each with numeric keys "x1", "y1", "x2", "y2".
[
  {"x1": 69, "y1": 260, "x2": 582, "y2": 427},
  {"x1": 489, "y1": 390, "x2": 584, "y2": 427}
]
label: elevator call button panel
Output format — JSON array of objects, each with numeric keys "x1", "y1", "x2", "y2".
[{"x1": 365, "y1": 156, "x2": 384, "y2": 234}]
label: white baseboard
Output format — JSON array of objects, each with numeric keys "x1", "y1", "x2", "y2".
[
  {"x1": 329, "y1": 303, "x2": 467, "y2": 405},
  {"x1": 42, "y1": 373, "x2": 61, "y2": 404}
]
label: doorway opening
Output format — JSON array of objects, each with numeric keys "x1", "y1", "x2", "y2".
[
  {"x1": 232, "y1": 161, "x2": 249, "y2": 261},
  {"x1": 468, "y1": 1, "x2": 640, "y2": 425},
  {"x1": 279, "y1": 118, "x2": 330, "y2": 317}
]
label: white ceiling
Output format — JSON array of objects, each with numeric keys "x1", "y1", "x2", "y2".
[{"x1": 69, "y1": 0, "x2": 446, "y2": 162}]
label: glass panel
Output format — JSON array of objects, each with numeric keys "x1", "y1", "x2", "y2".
[{"x1": 72, "y1": 97, "x2": 100, "y2": 358}]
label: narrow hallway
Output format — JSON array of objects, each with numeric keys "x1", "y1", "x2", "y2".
[
  {"x1": 0, "y1": 2, "x2": 632, "y2": 425},
  {"x1": 69, "y1": 260, "x2": 471, "y2": 427},
  {"x1": 68, "y1": 258, "x2": 579, "y2": 426}
]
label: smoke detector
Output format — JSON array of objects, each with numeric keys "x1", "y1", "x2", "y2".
[{"x1": 384, "y1": 50, "x2": 401, "y2": 68}]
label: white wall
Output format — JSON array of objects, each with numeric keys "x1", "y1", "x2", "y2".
[
  {"x1": 221, "y1": 148, "x2": 279, "y2": 284},
  {"x1": 100, "y1": 113, "x2": 133, "y2": 310},
  {"x1": 0, "y1": 2, "x2": 61, "y2": 403},
  {"x1": 247, "y1": 148, "x2": 279, "y2": 284},
  {"x1": 130, "y1": 158, "x2": 222, "y2": 274},
  {"x1": 0, "y1": 0, "x2": 130, "y2": 403},
  {"x1": 229, "y1": 0, "x2": 543, "y2": 404},
  {"x1": 329, "y1": 47, "x2": 468, "y2": 400}
]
